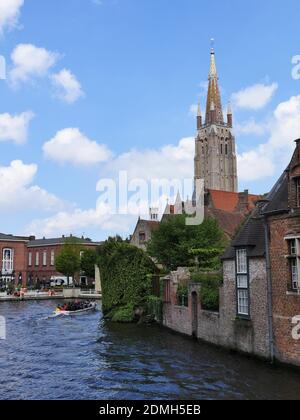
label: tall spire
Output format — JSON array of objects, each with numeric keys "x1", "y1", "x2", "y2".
[{"x1": 205, "y1": 41, "x2": 224, "y2": 125}]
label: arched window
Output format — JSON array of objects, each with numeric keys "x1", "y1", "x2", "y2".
[{"x1": 2, "y1": 248, "x2": 13, "y2": 272}]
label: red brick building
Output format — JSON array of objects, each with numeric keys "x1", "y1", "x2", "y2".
[
  {"x1": 262, "y1": 139, "x2": 300, "y2": 366},
  {"x1": 0, "y1": 234, "x2": 100, "y2": 290}
]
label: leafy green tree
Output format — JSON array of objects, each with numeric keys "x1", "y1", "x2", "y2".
[
  {"x1": 147, "y1": 215, "x2": 226, "y2": 271},
  {"x1": 80, "y1": 249, "x2": 97, "y2": 278},
  {"x1": 55, "y1": 238, "x2": 81, "y2": 286}
]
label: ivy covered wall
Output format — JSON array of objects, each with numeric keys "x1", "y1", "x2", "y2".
[{"x1": 98, "y1": 239, "x2": 158, "y2": 323}]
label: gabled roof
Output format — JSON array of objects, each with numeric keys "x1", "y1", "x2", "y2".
[
  {"x1": 131, "y1": 219, "x2": 160, "y2": 239},
  {"x1": 206, "y1": 207, "x2": 245, "y2": 238},
  {"x1": 208, "y1": 189, "x2": 260, "y2": 213},
  {"x1": 261, "y1": 171, "x2": 289, "y2": 215},
  {"x1": 222, "y1": 207, "x2": 266, "y2": 260}
]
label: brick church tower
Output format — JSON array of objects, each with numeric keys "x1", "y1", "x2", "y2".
[{"x1": 194, "y1": 46, "x2": 238, "y2": 192}]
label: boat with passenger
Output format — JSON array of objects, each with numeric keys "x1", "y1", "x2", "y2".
[{"x1": 55, "y1": 301, "x2": 97, "y2": 316}]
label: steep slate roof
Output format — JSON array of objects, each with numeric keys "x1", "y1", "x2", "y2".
[
  {"x1": 222, "y1": 165, "x2": 291, "y2": 260},
  {"x1": 261, "y1": 172, "x2": 289, "y2": 215},
  {"x1": 222, "y1": 207, "x2": 266, "y2": 260}
]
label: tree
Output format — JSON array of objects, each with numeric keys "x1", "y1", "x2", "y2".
[
  {"x1": 80, "y1": 249, "x2": 97, "y2": 279},
  {"x1": 55, "y1": 238, "x2": 81, "y2": 286},
  {"x1": 147, "y1": 215, "x2": 226, "y2": 271}
]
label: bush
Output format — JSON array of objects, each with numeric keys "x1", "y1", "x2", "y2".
[
  {"x1": 176, "y1": 284, "x2": 189, "y2": 307},
  {"x1": 111, "y1": 304, "x2": 135, "y2": 323},
  {"x1": 147, "y1": 296, "x2": 163, "y2": 322},
  {"x1": 191, "y1": 270, "x2": 221, "y2": 311}
]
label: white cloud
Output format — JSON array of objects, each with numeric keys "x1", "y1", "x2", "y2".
[
  {"x1": 237, "y1": 93, "x2": 300, "y2": 181},
  {"x1": 0, "y1": 111, "x2": 34, "y2": 144},
  {"x1": 0, "y1": 160, "x2": 66, "y2": 212},
  {"x1": 43, "y1": 128, "x2": 112, "y2": 166},
  {"x1": 237, "y1": 147, "x2": 275, "y2": 181},
  {"x1": 26, "y1": 205, "x2": 135, "y2": 238},
  {"x1": 51, "y1": 69, "x2": 84, "y2": 104},
  {"x1": 189, "y1": 104, "x2": 198, "y2": 117},
  {"x1": 9, "y1": 43, "x2": 59, "y2": 86},
  {"x1": 106, "y1": 137, "x2": 195, "y2": 181},
  {"x1": 235, "y1": 118, "x2": 269, "y2": 136},
  {"x1": 0, "y1": 0, "x2": 23, "y2": 34},
  {"x1": 232, "y1": 82, "x2": 278, "y2": 110}
]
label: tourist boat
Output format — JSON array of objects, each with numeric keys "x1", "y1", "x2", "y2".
[{"x1": 55, "y1": 302, "x2": 98, "y2": 316}]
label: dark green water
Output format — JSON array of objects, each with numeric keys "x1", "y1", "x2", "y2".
[{"x1": 0, "y1": 300, "x2": 299, "y2": 400}]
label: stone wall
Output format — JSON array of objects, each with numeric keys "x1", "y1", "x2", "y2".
[
  {"x1": 162, "y1": 260, "x2": 271, "y2": 361},
  {"x1": 220, "y1": 259, "x2": 270, "y2": 359}
]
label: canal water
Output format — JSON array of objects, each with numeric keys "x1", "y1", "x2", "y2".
[{"x1": 0, "y1": 300, "x2": 300, "y2": 400}]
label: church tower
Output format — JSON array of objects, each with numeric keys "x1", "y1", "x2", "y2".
[{"x1": 194, "y1": 46, "x2": 238, "y2": 192}]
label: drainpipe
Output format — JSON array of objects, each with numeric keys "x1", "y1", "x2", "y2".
[{"x1": 263, "y1": 216, "x2": 275, "y2": 364}]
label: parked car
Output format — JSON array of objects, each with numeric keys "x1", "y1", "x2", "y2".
[{"x1": 50, "y1": 277, "x2": 73, "y2": 287}]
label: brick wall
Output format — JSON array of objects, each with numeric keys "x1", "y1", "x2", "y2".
[
  {"x1": 27, "y1": 243, "x2": 98, "y2": 286},
  {"x1": 268, "y1": 214, "x2": 300, "y2": 367},
  {"x1": 0, "y1": 240, "x2": 28, "y2": 285}
]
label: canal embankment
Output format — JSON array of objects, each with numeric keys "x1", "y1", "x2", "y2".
[{"x1": 0, "y1": 289, "x2": 102, "y2": 302}]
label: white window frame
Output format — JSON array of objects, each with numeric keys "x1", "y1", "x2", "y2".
[
  {"x1": 43, "y1": 251, "x2": 47, "y2": 267},
  {"x1": 50, "y1": 250, "x2": 55, "y2": 266},
  {"x1": 2, "y1": 248, "x2": 14, "y2": 273},
  {"x1": 287, "y1": 238, "x2": 300, "y2": 291},
  {"x1": 35, "y1": 252, "x2": 39, "y2": 267},
  {"x1": 28, "y1": 252, "x2": 32, "y2": 267},
  {"x1": 236, "y1": 249, "x2": 247, "y2": 274},
  {"x1": 236, "y1": 249, "x2": 250, "y2": 317}
]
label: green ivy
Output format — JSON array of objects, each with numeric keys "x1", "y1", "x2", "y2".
[{"x1": 97, "y1": 239, "x2": 158, "y2": 322}]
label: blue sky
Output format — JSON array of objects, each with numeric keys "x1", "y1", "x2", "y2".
[{"x1": 0, "y1": 0, "x2": 300, "y2": 240}]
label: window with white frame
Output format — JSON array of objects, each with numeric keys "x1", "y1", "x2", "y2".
[
  {"x1": 28, "y1": 252, "x2": 32, "y2": 267},
  {"x1": 35, "y1": 252, "x2": 39, "y2": 267},
  {"x1": 288, "y1": 238, "x2": 300, "y2": 291},
  {"x1": 43, "y1": 251, "x2": 47, "y2": 266},
  {"x1": 2, "y1": 248, "x2": 13, "y2": 273},
  {"x1": 50, "y1": 250, "x2": 55, "y2": 266},
  {"x1": 236, "y1": 249, "x2": 250, "y2": 317}
]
